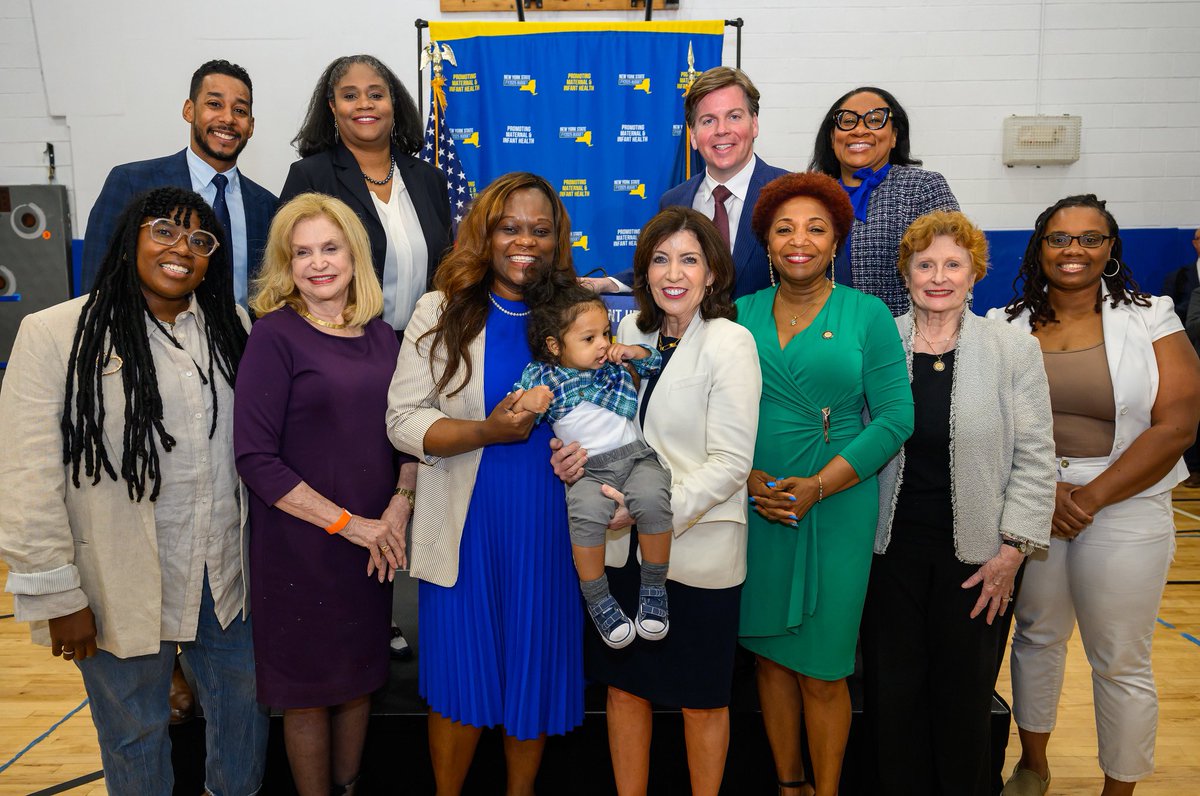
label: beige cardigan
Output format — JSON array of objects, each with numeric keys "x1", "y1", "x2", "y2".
[
  {"x1": 0, "y1": 296, "x2": 251, "y2": 658},
  {"x1": 387, "y1": 291, "x2": 487, "y2": 587}
]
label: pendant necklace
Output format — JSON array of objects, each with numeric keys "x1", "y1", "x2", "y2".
[
  {"x1": 777, "y1": 280, "x2": 831, "y2": 327},
  {"x1": 913, "y1": 320, "x2": 958, "y2": 372}
]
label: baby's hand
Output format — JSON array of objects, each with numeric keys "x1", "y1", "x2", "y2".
[
  {"x1": 515, "y1": 384, "x2": 553, "y2": 415},
  {"x1": 607, "y1": 343, "x2": 649, "y2": 364}
]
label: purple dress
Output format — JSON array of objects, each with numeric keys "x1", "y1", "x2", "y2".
[{"x1": 234, "y1": 307, "x2": 400, "y2": 708}]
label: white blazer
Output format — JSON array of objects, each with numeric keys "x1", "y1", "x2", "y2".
[
  {"x1": 604, "y1": 310, "x2": 762, "y2": 589},
  {"x1": 987, "y1": 295, "x2": 1188, "y2": 498}
]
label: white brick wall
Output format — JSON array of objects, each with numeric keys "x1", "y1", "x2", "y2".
[{"x1": 1, "y1": 0, "x2": 1197, "y2": 234}]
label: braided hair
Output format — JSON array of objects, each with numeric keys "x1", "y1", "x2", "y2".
[
  {"x1": 1004, "y1": 194, "x2": 1150, "y2": 329},
  {"x1": 62, "y1": 186, "x2": 248, "y2": 501}
]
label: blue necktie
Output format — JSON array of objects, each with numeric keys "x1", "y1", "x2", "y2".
[{"x1": 211, "y1": 173, "x2": 232, "y2": 251}]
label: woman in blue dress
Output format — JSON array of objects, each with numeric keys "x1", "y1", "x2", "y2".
[{"x1": 387, "y1": 172, "x2": 583, "y2": 794}]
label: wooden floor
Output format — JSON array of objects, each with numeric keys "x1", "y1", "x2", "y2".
[{"x1": 3, "y1": 492, "x2": 1200, "y2": 795}]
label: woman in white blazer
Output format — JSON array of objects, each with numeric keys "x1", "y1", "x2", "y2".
[
  {"x1": 555, "y1": 206, "x2": 761, "y2": 795},
  {"x1": 863, "y1": 211, "x2": 1055, "y2": 795},
  {"x1": 386, "y1": 173, "x2": 584, "y2": 794},
  {"x1": 989, "y1": 195, "x2": 1200, "y2": 796}
]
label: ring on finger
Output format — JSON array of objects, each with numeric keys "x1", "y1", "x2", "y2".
[{"x1": 380, "y1": 543, "x2": 391, "y2": 553}]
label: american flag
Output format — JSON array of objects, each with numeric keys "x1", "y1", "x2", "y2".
[{"x1": 419, "y1": 94, "x2": 473, "y2": 235}]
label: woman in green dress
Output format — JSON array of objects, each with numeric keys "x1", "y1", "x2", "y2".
[{"x1": 737, "y1": 172, "x2": 914, "y2": 796}]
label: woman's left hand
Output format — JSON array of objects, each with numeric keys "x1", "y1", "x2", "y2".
[
  {"x1": 748, "y1": 470, "x2": 818, "y2": 527},
  {"x1": 601, "y1": 484, "x2": 634, "y2": 530},
  {"x1": 961, "y1": 545, "x2": 1025, "y2": 625},
  {"x1": 374, "y1": 498, "x2": 412, "y2": 575}
]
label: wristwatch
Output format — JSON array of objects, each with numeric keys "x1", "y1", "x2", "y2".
[{"x1": 1001, "y1": 535, "x2": 1037, "y2": 556}]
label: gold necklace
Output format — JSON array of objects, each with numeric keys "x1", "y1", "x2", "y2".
[
  {"x1": 913, "y1": 319, "x2": 959, "y2": 372},
  {"x1": 300, "y1": 308, "x2": 347, "y2": 330},
  {"x1": 777, "y1": 280, "x2": 831, "y2": 327}
]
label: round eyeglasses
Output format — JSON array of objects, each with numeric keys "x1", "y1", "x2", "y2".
[
  {"x1": 831, "y1": 107, "x2": 891, "y2": 132},
  {"x1": 1041, "y1": 233, "x2": 1114, "y2": 249},
  {"x1": 140, "y1": 219, "x2": 220, "y2": 257}
]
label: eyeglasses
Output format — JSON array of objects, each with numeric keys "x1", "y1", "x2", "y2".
[
  {"x1": 1041, "y1": 232, "x2": 1114, "y2": 249},
  {"x1": 140, "y1": 219, "x2": 220, "y2": 257},
  {"x1": 831, "y1": 107, "x2": 891, "y2": 131}
]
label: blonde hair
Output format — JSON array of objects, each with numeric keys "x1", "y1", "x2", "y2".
[
  {"x1": 898, "y1": 210, "x2": 989, "y2": 284},
  {"x1": 250, "y1": 192, "x2": 383, "y2": 326}
]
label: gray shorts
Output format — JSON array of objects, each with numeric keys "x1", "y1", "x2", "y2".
[{"x1": 567, "y1": 440, "x2": 673, "y2": 548}]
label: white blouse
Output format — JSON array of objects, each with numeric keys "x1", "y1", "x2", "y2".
[{"x1": 371, "y1": 178, "x2": 429, "y2": 331}]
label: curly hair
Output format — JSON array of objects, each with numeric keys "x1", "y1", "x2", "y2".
[
  {"x1": 808, "y1": 87, "x2": 923, "y2": 178},
  {"x1": 1003, "y1": 194, "x2": 1150, "y2": 329},
  {"x1": 189, "y1": 59, "x2": 253, "y2": 103},
  {"x1": 684, "y1": 66, "x2": 761, "y2": 128},
  {"x1": 424, "y1": 172, "x2": 574, "y2": 395},
  {"x1": 522, "y1": 267, "x2": 608, "y2": 365},
  {"x1": 631, "y1": 206, "x2": 736, "y2": 333},
  {"x1": 750, "y1": 172, "x2": 855, "y2": 247},
  {"x1": 292, "y1": 55, "x2": 423, "y2": 158},
  {"x1": 63, "y1": 187, "x2": 247, "y2": 501},
  {"x1": 250, "y1": 193, "x2": 383, "y2": 327},
  {"x1": 898, "y1": 210, "x2": 989, "y2": 283}
]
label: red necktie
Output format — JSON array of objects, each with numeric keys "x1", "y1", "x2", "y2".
[{"x1": 711, "y1": 184, "x2": 733, "y2": 251}]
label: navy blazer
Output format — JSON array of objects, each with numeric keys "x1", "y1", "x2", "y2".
[
  {"x1": 611, "y1": 157, "x2": 788, "y2": 298},
  {"x1": 81, "y1": 149, "x2": 277, "y2": 294},
  {"x1": 279, "y1": 143, "x2": 452, "y2": 293}
]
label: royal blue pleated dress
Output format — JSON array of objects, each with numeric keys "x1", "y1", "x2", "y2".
[{"x1": 417, "y1": 293, "x2": 584, "y2": 740}]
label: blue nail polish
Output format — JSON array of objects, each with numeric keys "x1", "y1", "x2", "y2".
[
  {"x1": 766, "y1": 481, "x2": 776, "y2": 488},
  {"x1": 748, "y1": 496, "x2": 757, "y2": 503},
  {"x1": 789, "y1": 514, "x2": 798, "y2": 520},
  {"x1": 788, "y1": 495, "x2": 797, "y2": 501}
]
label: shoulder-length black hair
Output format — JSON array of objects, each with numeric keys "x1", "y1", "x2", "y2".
[
  {"x1": 1004, "y1": 193, "x2": 1149, "y2": 329},
  {"x1": 63, "y1": 186, "x2": 247, "y2": 501},
  {"x1": 808, "y1": 86, "x2": 923, "y2": 177},
  {"x1": 291, "y1": 54, "x2": 423, "y2": 158}
]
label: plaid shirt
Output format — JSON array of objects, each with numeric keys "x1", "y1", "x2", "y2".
[{"x1": 515, "y1": 346, "x2": 661, "y2": 424}]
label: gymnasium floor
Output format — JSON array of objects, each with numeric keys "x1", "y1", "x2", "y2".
[{"x1": 3, "y1": 489, "x2": 1199, "y2": 795}]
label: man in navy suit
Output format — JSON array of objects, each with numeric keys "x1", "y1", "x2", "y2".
[
  {"x1": 81, "y1": 60, "x2": 277, "y2": 306},
  {"x1": 591, "y1": 67, "x2": 787, "y2": 299}
]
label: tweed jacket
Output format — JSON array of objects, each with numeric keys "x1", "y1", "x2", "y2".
[
  {"x1": 851, "y1": 166, "x2": 959, "y2": 316},
  {"x1": 989, "y1": 294, "x2": 1189, "y2": 498},
  {"x1": 876, "y1": 310, "x2": 1055, "y2": 563},
  {"x1": 81, "y1": 149, "x2": 277, "y2": 294},
  {"x1": 0, "y1": 296, "x2": 252, "y2": 658},
  {"x1": 386, "y1": 291, "x2": 487, "y2": 587},
  {"x1": 602, "y1": 310, "x2": 762, "y2": 588}
]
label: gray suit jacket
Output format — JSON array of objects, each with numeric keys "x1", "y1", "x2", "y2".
[{"x1": 875, "y1": 310, "x2": 1055, "y2": 563}]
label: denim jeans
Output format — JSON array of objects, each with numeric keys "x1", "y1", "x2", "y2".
[{"x1": 76, "y1": 572, "x2": 268, "y2": 795}]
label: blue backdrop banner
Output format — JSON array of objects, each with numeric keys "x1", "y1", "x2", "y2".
[{"x1": 427, "y1": 20, "x2": 725, "y2": 279}]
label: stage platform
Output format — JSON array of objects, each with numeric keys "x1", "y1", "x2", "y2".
[{"x1": 168, "y1": 576, "x2": 1010, "y2": 794}]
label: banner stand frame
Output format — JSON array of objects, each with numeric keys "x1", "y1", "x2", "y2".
[{"x1": 413, "y1": 17, "x2": 745, "y2": 118}]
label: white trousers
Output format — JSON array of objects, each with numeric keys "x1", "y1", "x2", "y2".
[{"x1": 1010, "y1": 465, "x2": 1174, "y2": 782}]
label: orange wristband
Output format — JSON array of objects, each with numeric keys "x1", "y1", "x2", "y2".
[{"x1": 325, "y1": 509, "x2": 352, "y2": 535}]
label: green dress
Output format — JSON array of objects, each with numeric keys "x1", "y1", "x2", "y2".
[{"x1": 737, "y1": 286, "x2": 913, "y2": 680}]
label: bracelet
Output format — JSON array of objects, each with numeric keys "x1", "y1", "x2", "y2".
[
  {"x1": 325, "y1": 508, "x2": 352, "y2": 535},
  {"x1": 817, "y1": 474, "x2": 824, "y2": 503},
  {"x1": 394, "y1": 487, "x2": 415, "y2": 510}
]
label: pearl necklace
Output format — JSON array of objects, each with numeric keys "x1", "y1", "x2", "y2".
[
  {"x1": 362, "y1": 159, "x2": 395, "y2": 186},
  {"x1": 300, "y1": 308, "x2": 347, "y2": 330},
  {"x1": 488, "y1": 292, "x2": 530, "y2": 317}
]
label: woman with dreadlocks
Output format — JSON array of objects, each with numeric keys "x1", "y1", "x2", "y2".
[
  {"x1": 0, "y1": 186, "x2": 266, "y2": 794},
  {"x1": 986, "y1": 195, "x2": 1200, "y2": 796}
]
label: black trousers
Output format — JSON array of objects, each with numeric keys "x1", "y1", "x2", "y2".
[{"x1": 861, "y1": 536, "x2": 1005, "y2": 796}]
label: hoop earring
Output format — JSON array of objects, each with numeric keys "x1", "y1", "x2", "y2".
[
  {"x1": 705, "y1": 284, "x2": 714, "y2": 296},
  {"x1": 1103, "y1": 258, "x2": 1121, "y2": 278}
]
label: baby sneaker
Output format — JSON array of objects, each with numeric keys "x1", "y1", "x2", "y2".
[
  {"x1": 588, "y1": 594, "x2": 634, "y2": 649},
  {"x1": 636, "y1": 584, "x2": 669, "y2": 640}
]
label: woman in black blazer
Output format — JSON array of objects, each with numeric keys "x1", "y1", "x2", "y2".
[{"x1": 281, "y1": 54, "x2": 452, "y2": 337}]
